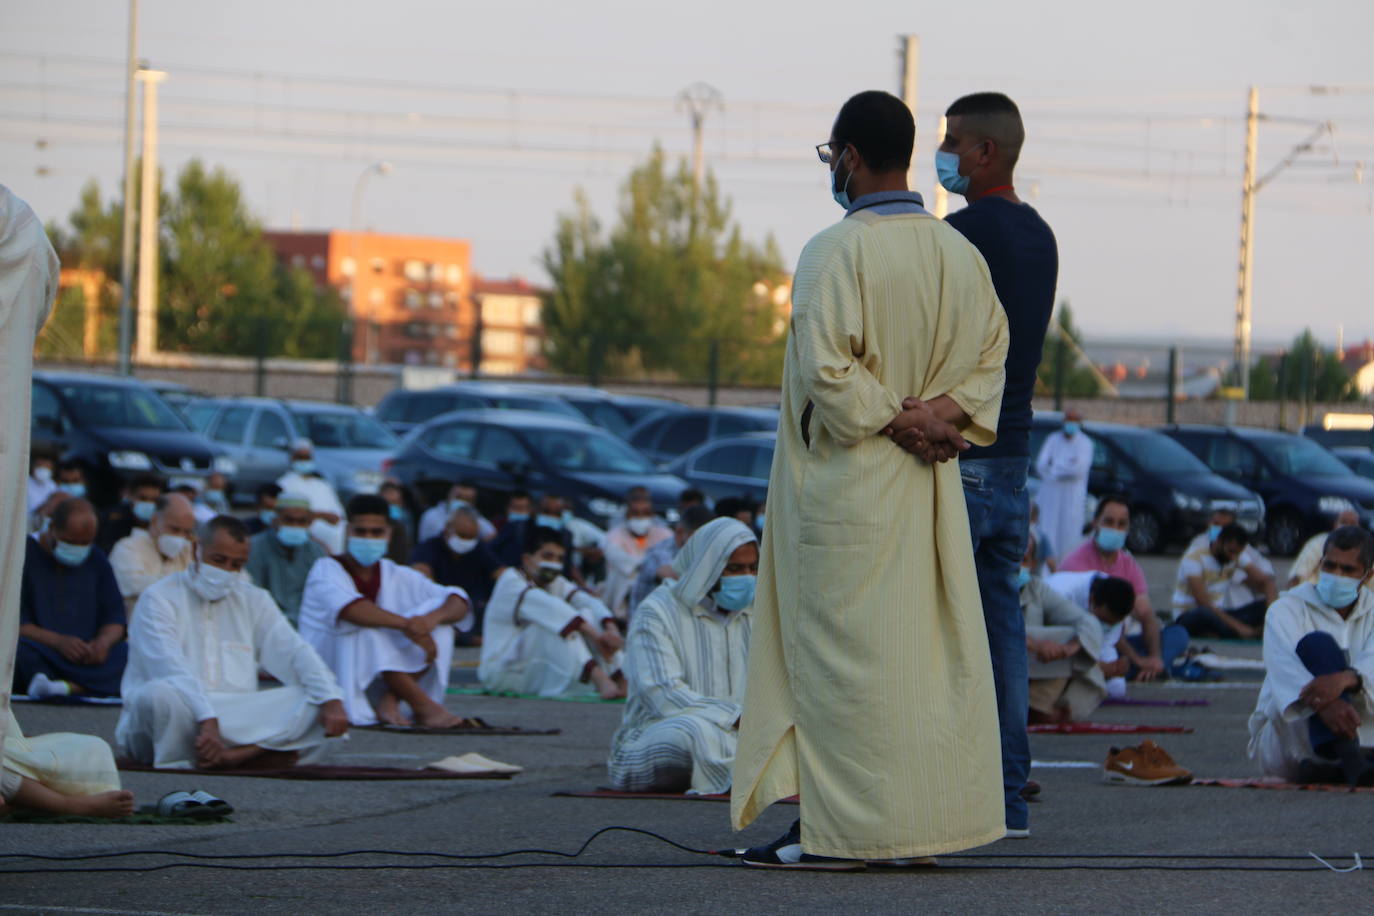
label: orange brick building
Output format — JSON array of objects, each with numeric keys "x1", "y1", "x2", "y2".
[{"x1": 470, "y1": 276, "x2": 548, "y2": 375}]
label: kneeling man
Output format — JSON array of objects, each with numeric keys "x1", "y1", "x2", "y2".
[
  {"x1": 480, "y1": 526, "x2": 625, "y2": 699},
  {"x1": 116, "y1": 516, "x2": 348, "y2": 769},
  {"x1": 1249, "y1": 525, "x2": 1374, "y2": 785},
  {"x1": 299, "y1": 495, "x2": 473, "y2": 727},
  {"x1": 609, "y1": 518, "x2": 757, "y2": 794}
]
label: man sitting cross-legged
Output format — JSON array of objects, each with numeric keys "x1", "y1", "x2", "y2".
[
  {"x1": 3, "y1": 710, "x2": 134, "y2": 818},
  {"x1": 299, "y1": 494, "x2": 474, "y2": 727},
  {"x1": 480, "y1": 526, "x2": 625, "y2": 699},
  {"x1": 116, "y1": 515, "x2": 349, "y2": 770},
  {"x1": 608, "y1": 518, "x2": 758, "y2": 794},
  {"x1": 1249, "y1": 525, "x2": 1374, "y2": 785},
  {"x1": 246, "y1": 491, "x2": 325, "y2": 625}
]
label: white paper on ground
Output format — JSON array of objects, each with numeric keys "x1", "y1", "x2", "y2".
[{"x1": 426, "y1": 752, "x2": 523, "y2": 775}]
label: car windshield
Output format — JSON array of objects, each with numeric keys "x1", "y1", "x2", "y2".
[
  {"x1": 575, "y1": 401, "x2": 633, "y2": 437},
  {"x1": 58, "y1": 383, "x2": 188, "y2": 431},
  {"x1": 1111, "y1": 430, "x2": 1210, "y2": 475},
  {"x1": 521, "y1": 427, "x2": 656, "y2": 474},
  {"x1": 1253, "y1": 436, "x2": 1353, "y2": 477},
  {"x1": 291, "y1": 410, "x2": 397, "y2": 449},
  {"x1": 494, "y1": 396, "x2": 585, "y2": 420}
]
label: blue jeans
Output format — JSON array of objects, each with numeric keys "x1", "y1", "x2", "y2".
[
  {"x1": 1295, "y1": 631, "x2": 1354, "y2": 755},
  {"x1": 961, "y1": 457, "x2": 1031, "y2": 831},
  {"x1": 1177, "y1": 600, "x2": 1267, "y2": 639},
  {"x1": 1126, "y1": 624, "x2": 1190, "y2": 678}
]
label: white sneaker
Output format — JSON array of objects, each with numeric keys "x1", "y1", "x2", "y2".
[
  {"x1": 1004, "y1": 827, "x2": 1031, "y2": 839},
  {"x1": 27, "y1": 672, "x2": 72, "y2": 699}
]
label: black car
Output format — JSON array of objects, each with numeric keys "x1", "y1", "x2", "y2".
[
  {"x1": 516, "y1": 384, "x2": 686, "y2": 439},
  {"x1": 1162, "y1": 424, "x2": 1374, "y2": 555},
  {"x1": 373, "y1": 381, "x2": 587, "y2": 436},
  {"x1": 667, "y1": 431, "x2": 774, "y2": 505},
  {"x1": 1030, "y1": 415, "x2": 1264, "y2": 554},
  {"x1": 1334, "y1": 447, "x2": 1374, "y2": 481},
  {"x1": 1301, "y1": 421, "x2": 1374, "y2": 452},
  {"x1": 627, "y1": 407, "x2": 779, "y2": 466},
  {"x1": 384, "y1": 409, "x2": 689, "y2": 527},
  {"x1": 31, "y1": 371, "x2": 232, "y2": 506}
]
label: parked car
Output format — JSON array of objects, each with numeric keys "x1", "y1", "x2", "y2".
[
  {"x1": 185, "y1": 397, "x2": 397, "y2": 505},
  {"x1": 31, "y1": 371, "x2": 232, "y2": 507},
  {"x1": 1334, "y1": 447, "x2": 1374, "y2": 480},
  {"x1": 1030, "y1": 415, "x2": 1265, "y2": 554},
  {"x1": 668, "y1": 431, "x2": 774, "y2": 505},
  {"x1": 1301, "y1": 420, "x2": 1374, "y2": 452},
  {"x1": 142, "y1": 379, "x2": 202, "y2": 418},
  {"x1": 384, "y1": 409, "x2": 689, "y2": 527},
  {"x1": 373, "y1": 381, "x2": 587, "y2": 436},
  {"x1": 627, "y1": 407, "x2": 779, "y2": 466},
  {"x1": 1162, "y1": 424, "x2": 1374, "y2": 555},
  {"x1": 514, "y1": 384, "x2": 687, "y2": 439}
]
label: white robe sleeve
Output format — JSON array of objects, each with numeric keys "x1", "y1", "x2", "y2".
[
  {"x1": 299, "y1": 557, "x2": 367, "y2": 634},
  {"x1": 624, "y1": 600, "x2": 740, "y2": 729},
  {"x1": 110, "y1": 538, "x2": 161, "y2": 599},
  {"x1": 128, "y1": 587, "x2": 216, "y2": 723},
  {"x1": 504, "y1": 580, "x2": 583, "y2": 635},
  {"x1": 1261, "y1": 597, "x2": 1320, "y2": 722},
  {"x1": 387, "y1": 564, "x2": 473, "y2": 633},
  {"x1": 249, "y1": 588, "x2": 344, "y2": 705},
  {"x1": 560, "y1": 581, "x2": 614, "y2": 627}
]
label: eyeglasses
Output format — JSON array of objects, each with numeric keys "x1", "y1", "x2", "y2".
[{"x1": 815, "y1": 142, "x2": 841, "y2": 164}]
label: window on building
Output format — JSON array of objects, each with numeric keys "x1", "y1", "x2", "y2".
[
  {"x1": 484, "y1": 298, "x2": 520, "y2": 325},
  {"x1": 403, "y1": 260, "x2": 426, "y2": 281},
  {"x1": 369, "y1": 288, "x2": 384, "y2": 306},
  {"x1": 430, "y1": 262, "x2": 443, "y2": 282},
  {"x1": 446, "y1": 264, "x2": 463, "y2": 285},
  {"x1": 444, "y1": 325, "x2": 458, "y2": 339},
  {"x1": 311, "y1": 254, "x2": 326, "y2": 270},
  {"x1": 443, "y1": 351, "x2": 457, "y2": 367},
  {"x1": 522, "y1": 301, "x2": 541, "y2": 326},
  {"x1": 484, "y1": 329, "x2": 520, "y2": 356},
  {"x1": 428, "y1": 292, "x2": 444, "y2": 308},
  {"x1": 524, "y1": 336, "x2": 542, "y2": 356},
  {"x1": 290, "y1": 254, "x2": 306, "y2": 269},
  {"x1": 340, "y1": 257, "x2": 356, "y2": 277},
  {"x1": 370, "y1": 257, "x2": 385, "y2": 274},
  {"x1": 404, "y1": 290, "x2": 423, "y2": 309}
]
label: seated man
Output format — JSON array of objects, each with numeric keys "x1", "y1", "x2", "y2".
[
  {"x1": 299, "y1": 494, "x2": 473, "y2": 727},
  {"x1": 99, "y1": 473, "x2": 166, "y2": 553},
  {"x1": 608, "y1": 518, "x2": 757, "y2": 793},
  {"x1": 1045, "y1": 570, "x2": 1141, "y2": 699},
  {"x1": 1249, "y1": 525, "x2": 1374, "y2": 785},
  {"x1": 276, "y1": 439, "x2": 346, "y2": 554},
  {"x1": 28, "y1": 459, "x2": 88, "y2": 533},
  {"x1": 602, "y1": 486, "x2": 673, "y2": 617},
  {"x1": 480, "y1": 526, "x2": 625, "y2": 699},
  {"x1": 1019, "y1": 538, "x2": 1124, "y2": 723},
  {"x1": 494, "y1": 492, "x2": 579, "y2": 581},
  {"x1": 1288, "y1": 507, "x2": 1362, "y2": 590},
  {"x1": 246, "y1": 491, "x2": 325, "y2": 624},
  {"x1": 110, "y1": 492, "x2": 196, "y2": 614},
  {"x1": 411, "y1": 505, "x2": 503, "y2": 638},
  {"x1": 630, "y1": 505, "x2": 713, "y2": 611},
  {"x1": 1184, "y1": 507, "x2": 1279, "y2": 609},
  {"x1": 244, "y1": 483, "x2": 282, "y2": 536},
  {"x1": 493, "y1": 489, "x2": 534, "y2": 533},
  {"x1": 201, "y1": 472, "x2": 231, "y2": 515},
  {"x1": 116, "y1": 516, "x2": 349, "y2": 770},
  {"x1": 1173, "y1": 523, "x2": 1266, "y2": 638},
  {"x1": 379, "y1": 481, "x2": 414, "y2": 563},
  {"x1": 16, "y1": 498, "x2": 127, "y2": 699},
  {"x1": 419, "y1": 480, "x2": 497, "y2": 542},
  {"x1": 2, "y1": 710, "x2": 134, "y2": 818},
  {"x1": 26, "y1": 447, "x2": 57, "y2": 517}
]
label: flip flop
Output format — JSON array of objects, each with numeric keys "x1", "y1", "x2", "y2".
[
  {"x1": 189, "y1": 790, "x2": 234, "y2": 816},
  {"x1": 156, "y1": 790, "x2": 212, "y2": 820}
]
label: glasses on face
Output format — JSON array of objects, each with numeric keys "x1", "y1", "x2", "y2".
[{"x1": 816, "y1": 142, "x2": 840, "y2": 164}]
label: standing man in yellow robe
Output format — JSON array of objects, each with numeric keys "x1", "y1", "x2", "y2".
[{"x1": 731, "y1": 91, "x2": 1009, "y2": 868}]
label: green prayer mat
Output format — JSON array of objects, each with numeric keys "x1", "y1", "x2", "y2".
[
  {"x1": 0, "y1": 805, "x2": 231, "y2": 826},
  {"x1": 447, "y1": 686, "x2": 624, "y2": 704}
]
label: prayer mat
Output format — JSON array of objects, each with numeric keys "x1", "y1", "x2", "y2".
[
  {"x1": 1101, "y1": 697, "x2": 1210, "y2": 708},
  {"x1": 0, "y1": 805, "x2": 231, "y2": 825},
  {"x1": 1028, "y1": 723, "x2": 1193, "y2": 735},
  {"x1": 447, "y1": 686, "x2": 625, "y2": 704},
  {"x1": 358, "y1": 720, "x2": 560, "y2": 736},
  {"x1": 1190, "y1": 777, "x2": 1374, "y2": 794},
  {"x1": 11, "y1": 694, "x2": 123, "y2": 706},
  {"x1": 116, "y1": 760, "x2": 514, "y2": 780},
  {"x1": 552, "y1": 789, "x2": 798, "y2": 804}
]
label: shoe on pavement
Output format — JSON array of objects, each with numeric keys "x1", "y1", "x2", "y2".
[
  {"x1": 740, "y1": 819, "x2": 866, "y2": 871},
  {"x1": 1003, "y1": 827, "x2": 1031, "y2": 839},
  {"x1": 1103, "y1": 740, "x2": 1192, "y2": 786}
]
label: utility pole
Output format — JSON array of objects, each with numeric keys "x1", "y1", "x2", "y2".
[
  {"x1": 134, "y1": 68, "x2": 165, "y2": 365},
  {"x1": 1232, "y1": 86, "x2": 1259, "y2": 398},
  {"x1": 116, "y1": 0, "x2": 139, "y2": 375},
  {"x1": 678, "y1": 82, "x2": 723, "y2": 202},
  {"x1": 898, "y1": 35, "x2": 919, "y2": 194},
  {"x1": 933, "y1": 115, "x2": 950, "y2": 218}
]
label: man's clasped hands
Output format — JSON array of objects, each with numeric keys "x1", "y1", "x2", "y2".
[{"x1": 883, "y1": 396, "x2": 970, "y2": 464}]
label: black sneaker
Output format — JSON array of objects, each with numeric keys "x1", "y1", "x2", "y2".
[{"x1": 740, "y1": 819, "x2": 865, "y2": 871}]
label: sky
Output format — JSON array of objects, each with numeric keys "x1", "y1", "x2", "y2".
[{"x1": 2, "y1": 0, "x2": 1372, "y2": 357}]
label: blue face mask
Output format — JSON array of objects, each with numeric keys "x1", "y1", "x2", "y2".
[
  {"x1": 132, "y1": 500, "x2": 157, "y2": 522},
  {"x1": 561, "y1": 509, "x2": 575, "y2": 524},
  {"x1": 347, "y1": 536, "x2": 388, "y2": 567},
  {"x1": 536, "y1": 514, "x2": 564, "y2": 530},
  {"x1": 830, "y1": 149, "x2": 853, "y2": 210},
  {"x1": 935, "y1": 149, "x2": 970, "y2": 194},
  {"x1": 1317, "y1": 571, "x2": 1362, "y2": 609},
  {"x1": 277, "y1": 525, "x2": 310, "y2": 548},
  {"x1": 755, "y1": 513, "x2": 766, "y2": 531},
  {"x1": 1095, "y1": 526, "x2": 1128, "y2": 553},
  {"x1": 205, "y1": 489, "x2": 226, "y2": 506},
  {"x1": 58, "y1": 482, "x2": 86, "y2": 498},
  {"x1": 259, "y1": 509, "x2": 276, "y2": 526},
  {"x1": 292, "y1": 460, "x2": 315, "y2": 475},
  {"x1": 1063, "y1": 421, "x2": 1081, "y2": 437},
  {"x1": 715, "y1": 574, "x2": 757, "y2": 611},
  {"x1": 1016, "y1": 566, "x2": 1032, "y2": 589},
  {"x1": 389, "y1": 504, "x2": 404, "y2": 521},
  {"x1": 53, "y1": 539, "x2": 91, "y2": 567},
  {"x1": 507, "y1": 512, "x2": 530, "y2": 523},
  {"x1": 1207, "y1": 524, "x2": 1223, "y2": 543}
]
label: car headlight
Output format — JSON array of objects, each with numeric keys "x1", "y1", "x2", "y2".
[
  {"x1": 213, "y1": 456, "x2": 238, "y2": 475},
  {"x1": 1319, "y1": 495, "x2": 1355, "y2": 515},
  {"x1": 351, "y1": 469, "x2": 384, "y2": 493},
  {"x1": 1172, "y1": 491, "x2": 1203, "y2": 511},
  {"x1": 108, "y1": 450, "x2": 153, "y2": 470},
  {"x1": 588, "y1": 498, "x2": 624, "y2": 519}
]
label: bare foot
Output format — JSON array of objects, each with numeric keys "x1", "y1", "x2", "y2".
[
  {"x1": 590, "y1": 666, "x2": 626, "y2": 700},
  {"x1": 202, "y1": 744, "x2": 270, "y2": 770},
  {"x1": 413, "y1": 706, "x2": 471, "y2": 729},
  {"x1": 375, "y1": 691, "x2": 413, "y2": 727},
  {"x1": 69, "y1": 790, "x2": 136, "y2": 818}
]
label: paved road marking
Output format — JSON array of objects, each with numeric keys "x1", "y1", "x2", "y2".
[{"x1": 0, "y1": 905, "x2": 209, "y2": 916}]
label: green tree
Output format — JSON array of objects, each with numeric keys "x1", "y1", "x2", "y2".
[
  {"x1": 1036, "y1": 302, "x2": 1101, "y2": 397},
  {"x1": 1247, "y1": 329, "x2": 1357, "y2": 403},
  {"x1": 542, "y1": 148, "x2": 787, "y2": 385}
]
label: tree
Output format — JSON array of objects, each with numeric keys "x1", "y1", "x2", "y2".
[
  {"x1": 1036, "y1": 302, "x2": 1101, "y2": 398},
  {"x1": 541, "y1": 149, "x2": 787, "y2": 385},
  {"x1": 1247, "y1": 329, "x2": 1357, "y2": 403}
]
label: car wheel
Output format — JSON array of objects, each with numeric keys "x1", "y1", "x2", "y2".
[
  {"x1": 1128, "y1": 506, "x2": 1164, "y2": 555},
  {"x1": 1266, "y1": 511, "x2": 1304, "y2": 557}
]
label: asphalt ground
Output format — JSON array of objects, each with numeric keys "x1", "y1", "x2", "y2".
[{"x1": 2, "y1": 554, "x2": 1370, "y2": 915}]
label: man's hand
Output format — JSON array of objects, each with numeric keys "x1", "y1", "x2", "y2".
[
  {"x1": 1301, "y1": 671, "x2": 1359, "y2": 711},
  {"x1": 883, "y1": 398, "x2": 970, "y2": 464},
  {"x1": 406, "y1": 631, "x2": 438, "y2": 664},
  {"x1": 313, "y1": 511, "x2": 341, "y2": 525},
  {"x1": 319, "y1": 699, "x2": 349, "y2": 738},
  {"x1": 55, "y1": 635, "x2": 93, "y2": 665},
  {"x1": 402, "y1": 614, "x2": 439, "y2": 642},
  {"x1": 1030, "y1": 640, "x2": 1069, "y2": 663},
  {"x1": 1100, "y1": 658, "x2": 1130, "y2": 679},
  {"x1": 195, "y1": 719, "x2": 226, "y2": 768},
  {"x1": 596, "y1": 625, "x2": 624, "y2": 658},
  {"x1": 1229, "y1": 621, "x2": 1259, "y2": 640},
  {"x1": 1134, "y1": 655, "x2": 1165, "y2": 682},
  {"x1": 1318, "y1": 698, "x2": 1362, "y2": 741}
]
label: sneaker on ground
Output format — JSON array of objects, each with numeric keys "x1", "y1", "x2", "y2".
[
  {"x1": 740, "y1": 819, "x2": 866, "y2": 871},
  {"x1": 1003, "y1": 827, "x2": 1031, "y2": 839},
  {"x1": 1103, "y1": 740, "x2": 1192, "y2": 786}
]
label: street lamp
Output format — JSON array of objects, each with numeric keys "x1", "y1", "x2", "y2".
[{"x1": 349, "y1": 160, "x2": 392, "y2": 365}]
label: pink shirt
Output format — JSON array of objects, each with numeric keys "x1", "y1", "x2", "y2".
[{"x1": 1058, "y1": 538, "x2": 1148, "y2": 600}]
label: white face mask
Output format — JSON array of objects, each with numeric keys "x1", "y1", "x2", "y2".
[
  {"x1": 190, "y1": 561, "x2": 239, "y2": 602},
  {"x1": 157, "y1": 533, "x2": 190, "y2": 560},
  {"x1": 33, "y1": 466, "x2": 53, "y2": 484},
  {"x1": 447, "y1": 535, "x2": 478, "y2": 555},
  {"x1": 627, "y1": 517, "x2": 652, "y2": 537}
]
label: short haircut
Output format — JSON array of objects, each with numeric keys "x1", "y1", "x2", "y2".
[
  {"x1": 1089, "y1": 575, "x2": 1135, "y2": 620},
  {"x1": 51, "y1": 497, "x2": 94, "y2": 534},
  {"x1": 1093, "y1": 493, "x2": 1130, "y2": 520},
  {"x1": 679, "y1": 488, "x2": 705, "y2": 506},
  {"x1": 256, "y1": 482, "x2": 282, "y2": 502},
  {"x1": 205, "y1": 514, "x2": 250, "y2": 544},
  {"x1": 56, "y1": 458, "x2": 84, "y2": 475},
  {"x1": 524, "y1": 525, "x2": 566, "y2": 556},
  {"x1": 130, "y1": 472, "x2": 166, "y2": 493},
  {"x1": 626, "y1": 486, "x2": 651, "y2": 503},
  {"x1": 1215, "y1": 523, "x2": 1249, "y2": 547},
  {"x1": 945, "y1": 92, "x2": 1025, "y2": 167},
  {"x1": 154, "y1": 493, "x2": 179, "y2": 514},
  {"x1": 347, "y1": 493, "x2": 391, "y2": 520},
  {"x1": 1325, "y1": 525, "x2": 1374, "y2": 571},
  {"x1": 30, "y1": 445, "x2": 57, "y2": 465},
  {"x1": 456, "y1": 478, "x2": 479, "y2": 491},
  {"x1": 833, "y1": 90, "x2": 914, "y2": 172},
  {"x1": 379, "y1": 480, "x2": 403, "y2": 495},
  {"x1": 714, "y1": 496, "x2": 754, "y2": 520},
  {"x1": 508, "y1": 489, "x2": 532, "y2": 504},
  {"x1": 681, "y1": 505, "x2": 713, "y2": 533}
]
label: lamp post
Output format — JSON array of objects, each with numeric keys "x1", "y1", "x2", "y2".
[{"x1": 349, "y1": 161, "x2": 393, "y2": 366}]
